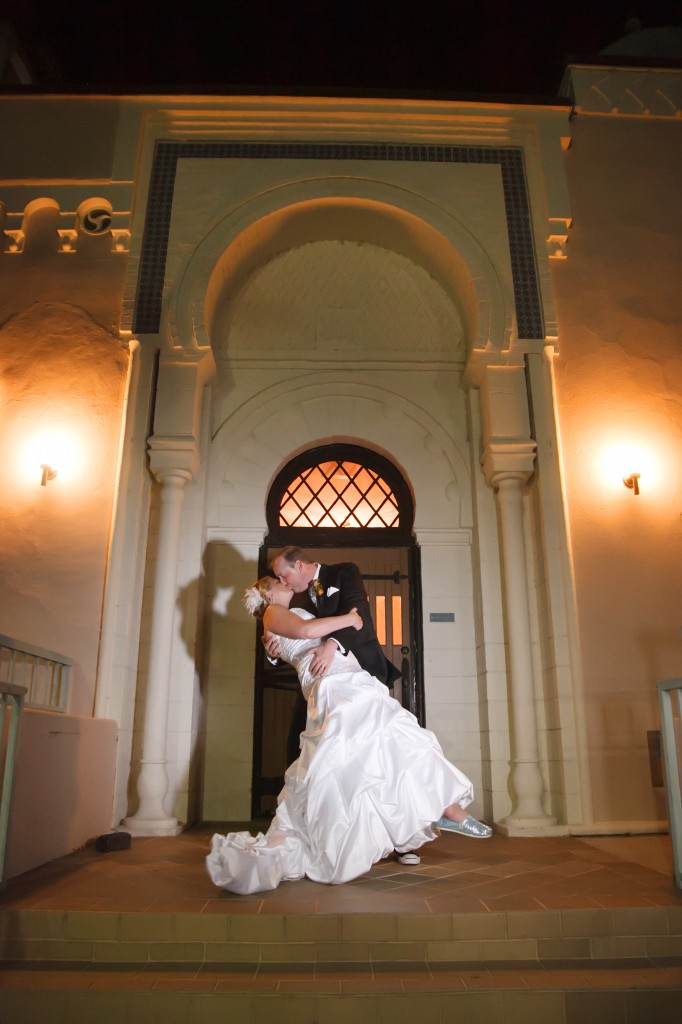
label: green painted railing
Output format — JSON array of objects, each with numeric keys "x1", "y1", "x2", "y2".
[
  {"x1": 0, "y1": 635, "x2": 71, "y2": 713},
  {"x1": 657, "y1": 678, "x2": 682, "y2": 890},
  {"x1": 0, "y1": 682, "x2": 26, "y2": 889}
]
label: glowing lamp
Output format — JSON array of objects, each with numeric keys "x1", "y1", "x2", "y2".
[
  {"x1": 623, "y1": 473, "x2": 640, "y2": 495},
  {"x1": 23, "y1": 428, "x2": 82, "y2": 487},
  {"x1": 40, "y1": 464, "x2": 58, "y2": 486},
  {"x1": 596, "y1": 442, "x2": 659, "y2": 498}
]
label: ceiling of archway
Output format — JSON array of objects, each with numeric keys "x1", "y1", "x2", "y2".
[{"x1": 214, "y1": 239, "x2": 464, "y2": 361}]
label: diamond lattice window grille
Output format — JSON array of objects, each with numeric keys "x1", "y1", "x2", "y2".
[{"x1": 279, "y1": 460, "x2": 399, "y2": 528}]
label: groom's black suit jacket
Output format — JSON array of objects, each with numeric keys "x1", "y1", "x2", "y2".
[{"x1": 296, "y1": 561, "x2": 401, "y2": 687}]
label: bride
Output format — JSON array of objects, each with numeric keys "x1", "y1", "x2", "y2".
[{"x1": 206, "y1": 576, "x2": 491, "y2": 895}]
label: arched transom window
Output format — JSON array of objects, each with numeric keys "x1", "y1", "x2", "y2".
[
  {"x1": 280, "y1": 459, "x2": 399, "y2": 529},
  {"x1": 266, "y1": 443, "x2": 413, "y2": 545}
]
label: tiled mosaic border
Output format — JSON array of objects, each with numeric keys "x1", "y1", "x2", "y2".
[{"x1": 133, "y1": 141, "x2": 543, "y2": 338}]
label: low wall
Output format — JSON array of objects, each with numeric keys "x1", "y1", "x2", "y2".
[{"x1": 5, "y1": 708, "x2": 118, "y2": 880}]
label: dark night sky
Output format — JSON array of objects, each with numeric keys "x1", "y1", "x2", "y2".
[{"x1": 5, "y1": 1, "x2": 682, "y2": 98}]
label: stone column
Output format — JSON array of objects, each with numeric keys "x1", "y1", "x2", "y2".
[
  {"x1": 485, "y1": 459, "x2": 556, "y2": 830},
  {"x1": 124, "y1": 350, "x2": 214, "y2": 836},
  {"x1": 479, "y1": 365, "x2": 556, "y2": 832},
  {"x1": 124, "y1": 467, "x2": 192, "y2": 835}
]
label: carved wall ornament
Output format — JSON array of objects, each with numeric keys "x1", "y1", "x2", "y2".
[
  {"x1": 78, "y1": 199, "x2": 113, "y2": 235},
  {"x1": 0, "y1": 197, "x2": 130, "y2": 255},
  {"x1": 562, "y1": 65, "x2": 682, "y2": 118}
]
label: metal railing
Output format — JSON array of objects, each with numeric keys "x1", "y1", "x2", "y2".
[
  {"x1": 0, "y1": 681, "x2": 26, "y2": 888},
  {"x1": 657, "y1": 678, "x2": 682, "y2": 890},
  {"x1": 0, "y1": 635, "x2": 71, "y2": 713}
]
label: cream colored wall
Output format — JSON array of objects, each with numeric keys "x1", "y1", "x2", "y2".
[
  {"x1": 0, "y1": 299, "x2": 128, "y2": 715},
  {"x1": 0, "y1": 102, "x2": 132, "y2": 865},
  {"x1": 0, "y1": 99, "x2": 131, "y2": 717},
  {"x1": 552, "y1": 114, "x2": 682, "y2": 827}
]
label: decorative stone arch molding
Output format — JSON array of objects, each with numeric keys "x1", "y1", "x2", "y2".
[
  {"x1": 166, "y1": 180, "x2": 509, "y2": 365},
  {"x1": 205, "y1": 376, "x2": 473, "y2": 535},
  {"x1": 130, "y1": 140, "x2": 547, "y2": 357}
]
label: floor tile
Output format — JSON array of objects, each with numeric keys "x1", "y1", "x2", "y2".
[{"x1": 1, "y1": 823, "x2": 680, "y2": 991}]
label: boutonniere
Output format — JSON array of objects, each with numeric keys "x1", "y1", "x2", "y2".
[{"x1": 312, "y1": 579, "x2": 325, "y2": 597}]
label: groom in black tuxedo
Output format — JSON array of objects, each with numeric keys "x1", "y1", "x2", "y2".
[{"x1": 268, "y1": 546, "x2": 401, "y2": 686}]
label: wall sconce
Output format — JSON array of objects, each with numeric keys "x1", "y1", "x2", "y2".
[
  {"x1": 597, "y1": 441, "x2": 660, "y2": 499},
  {"x1": 623, "y1": 473, "x2": 640, "y2": 495},
  {"x1": 40, "y1": 464, "x2": 58, "y2": 487},
  {"x1": 21, "y1": 428, "x2": 80, "y2": 488}
]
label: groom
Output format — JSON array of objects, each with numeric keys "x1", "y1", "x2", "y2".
[{"x1": 269, "y1": 546, "x2": 402, "y2": 686}]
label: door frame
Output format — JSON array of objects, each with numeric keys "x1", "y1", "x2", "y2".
[{"x1": 250, "y1": 444, "x2": 423, "y2": 816}]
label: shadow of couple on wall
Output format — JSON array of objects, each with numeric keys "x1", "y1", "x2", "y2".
[{"x1": 174, "y1": 541, "x2": 264, "y2": 827}]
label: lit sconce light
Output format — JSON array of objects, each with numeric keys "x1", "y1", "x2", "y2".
[
  {"x1": 623, "y1": 473, "x2": 641, "y2": 495},
  {"x1": 22, "y1": 429, "x2": 81, "y2": 488},
  {"x1": 597, "y1": 442, "x2": 658, "y2": 498},
  {"x1": 40, "y1": 464, "x2": 58, "y2": 487}
]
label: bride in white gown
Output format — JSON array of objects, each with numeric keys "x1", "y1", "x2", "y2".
[{"x1": 206, "y1": 577, "x2": 490, "y2": 895}]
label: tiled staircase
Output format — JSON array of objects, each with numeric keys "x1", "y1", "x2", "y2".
[{"x1": 0, "y1": 829, "x2": 681, "y2": 1022}]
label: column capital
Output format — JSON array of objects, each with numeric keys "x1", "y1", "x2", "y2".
[
  {"x1": 481, "y1": 441, "x2": 536, "y2": 489},
  {"x1": 148, "y1": 435, "x2": 199, "y2": 482}
]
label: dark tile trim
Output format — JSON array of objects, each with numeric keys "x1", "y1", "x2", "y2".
[{"x1": 133, "y1": 141, "x2": 543, "y2": 340}]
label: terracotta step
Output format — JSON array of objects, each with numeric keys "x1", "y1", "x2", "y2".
[
  {"x1": 1, "y1": 963, "x2": 681, "y2": 1024},
  {"x1": 1, "y1": 905, "x2": 681, "y2": 966}
]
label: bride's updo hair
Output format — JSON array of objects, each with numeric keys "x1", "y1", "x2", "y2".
[{"x1": 243, "y1": 576, "x2": 275, "y2": 619}]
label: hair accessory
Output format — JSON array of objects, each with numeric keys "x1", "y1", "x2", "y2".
[{"x1": 243, "y1": 585, "x2": 265, "y2": 616}]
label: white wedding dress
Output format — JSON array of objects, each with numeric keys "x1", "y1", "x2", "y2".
[{"x1": 206, "y1": 609, "x2": 474, "y2": 894}]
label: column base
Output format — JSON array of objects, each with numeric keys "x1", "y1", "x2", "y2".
[{"x1": 123, "y1": 816, "x2": 185, "y2": 837}]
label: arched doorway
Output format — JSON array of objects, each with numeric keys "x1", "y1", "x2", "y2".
[{"x1": 251, "y1": 443, "x2": 421, "y2": 816}]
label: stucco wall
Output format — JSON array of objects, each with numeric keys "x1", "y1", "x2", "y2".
[
  {"x1": 0, "y1": 138, "x2": 130, "y2": 714},
  {"x1": 0, "y1": 301, "x2": 129, "y2": 715},
  {"x1": 552, "y1": 114, "x2": 682, "y2": 825}
]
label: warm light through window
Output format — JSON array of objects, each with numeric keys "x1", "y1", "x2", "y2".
[
  {"x1": 375, "y1": 595, "x2": 386, "y2": 645},
  {"x1": 279, "y1": 459, "x2": 399, "y2": 527},
  {"x1": 391, "y1": 596, "x2": 403, "y2": 646}
]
